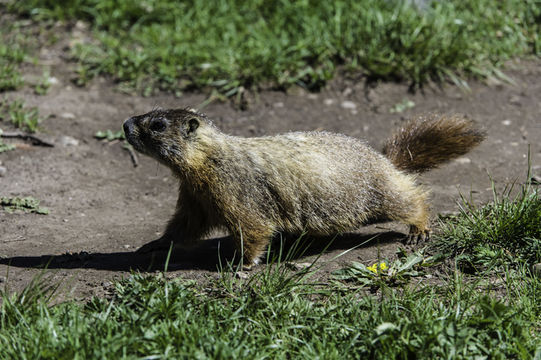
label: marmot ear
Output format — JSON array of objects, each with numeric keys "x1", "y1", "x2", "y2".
[{"x1": 187, "y1": 117, "x2": 199, "y2": 134}]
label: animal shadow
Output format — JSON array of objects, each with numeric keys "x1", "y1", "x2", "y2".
[{"x1": 0, "y1": 231, "x2": 404, "y2": 272}]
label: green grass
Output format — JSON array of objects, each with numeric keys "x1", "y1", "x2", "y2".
[
  {"x1": 7, "y1": 0, "x2": 541, "y2": 95},
  {"x1": 435, "y1": 176, "x2": 541, "y2": 270},
  {"x1": 95, "y1": 129, "x2": 125, "y2": 141},
  {"x1": 0, "y1": 98, "x2": 43, "y2": 133},
  {"x1": 0, "y1": 196, "x2": 49, "y2": 214},
  {"x1": 0, "y1": 129, "x2": 16, "y2": 153},
  {"x1": 0, "y1": 260, "x2": 539, "y2": 359},
  {"x1": 0, "y1": 26, "x2": 27, "y2": 92}
]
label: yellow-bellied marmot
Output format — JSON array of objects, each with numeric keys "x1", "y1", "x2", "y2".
[{"x1": 123, "y1": 109, "x2": 484, "y2": 266}]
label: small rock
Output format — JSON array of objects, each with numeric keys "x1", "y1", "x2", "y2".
[
  {"x1": 123, "y1": 244, "x2": 131, "y2": 249},
  {"x1": 48, "y1": 77, "x2": 59, "y2": 85},
  {"x1": 0, "y1": 166, "x2": 6, "y2": 177},
  {"x1": 290, "y1": 262, "x2": 312, "y2": 271},
  {"x1": 60, "y1": 136, "x2": 79, "y2": 147},
  {"x1": 439, "y1": 210, "x2": 459, "y2": 217},
  {"x1": 530, "y1": 175, "x2": 541, "y2": 185},
  {"x1": 235, "y1": 271, "x2": 249, "y2": 279},
  {"x1": 75, "y1": 20, "x2": 88, "y2": 30},
  {"x1": 101, "y1": 281, "x2": 112, "y2": 287},
  {"x1": 273, "y1": 102, "x2": 284, "y2": 108},
  {"x1": 509, "y1": 95, "x2": 521, "y2": 106},
  {"x1": 323, "y1": 99, "x2": 335, "y2": 106},
  {"x1": 341, "y1": 100, "x2": 356, "y2": 109},
  {"x1": 351, "y1": 109, "x2": 358, "y2": 115},
  {"x1": 510, "y1": 142, "x2": 519, "y2": 147},
  {"x1": 307, "y1": 94, "x2": 318, "y2": 100},
  {"x1": 60, "y1": 112, "x2": 76, "y2": 119},
  {"x1": 501, "y1": 119, "x2": 512, "y2": 126},
  {"x1": 454, "y1": 157, "x2": 471, "y2": 164},
  {"x1": 363, "y1": 125, "x2": 370, "y2": 132},
  {"x1": 342, "y1": 87, "x2": 353, "y2": 97}
]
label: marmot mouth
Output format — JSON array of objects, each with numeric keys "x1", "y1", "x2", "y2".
[{"x1": 124, "y1": 132, "x2": 146, "y2": 154}]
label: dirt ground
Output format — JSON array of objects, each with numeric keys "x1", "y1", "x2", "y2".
[{"x1": 1, "y1": 24, "x2": 540, "y2": 300}]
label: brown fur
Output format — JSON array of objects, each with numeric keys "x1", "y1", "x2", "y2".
[
  {"x1": 123, "y1": 109, "x2": 484, "y2": 266},
  {"x1": 383, "y1": 114, "x2": 486, "y2": 173}
]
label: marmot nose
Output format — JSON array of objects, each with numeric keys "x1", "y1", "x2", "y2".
[{"x1": 123, "y1": 118, "x2": 134, "y2": 135}]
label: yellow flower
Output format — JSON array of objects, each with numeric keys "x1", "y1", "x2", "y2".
[
  {"x1": 379, "y1": 262, "x2": 388, "y2": 271},
  {"x1": 367, "y1": 264, "x2": 378, "y2": 273}
]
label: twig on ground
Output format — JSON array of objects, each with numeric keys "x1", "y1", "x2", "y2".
[
  {"x1": 1, "y1": 131, "x2": 54, "y2": 147},
  {"x1": 123, "y1": 143, "x2": 139, "y2": 167}
]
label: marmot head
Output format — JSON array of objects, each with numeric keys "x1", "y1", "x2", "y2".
[{"x1": 123, "y1": 107, "x2": 211, "y2": 166}]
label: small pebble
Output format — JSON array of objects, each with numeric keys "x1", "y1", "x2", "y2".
[
  {"x1": 123, "y1": 244, "x2": 131, "y2": 249},
  {"x1": 292, "y1": 262, "x2": 312, "y2": 270},
  {"x1": 307, "y1": 94, "x2": 318, "y2": 100},
  {"x1": 235, "y1": 271, "x2": 249, "y2": 279},
  {"x1": 340, "y1": 100, "x2": 356, "y2": 109},
  {"x1": 60, "y1": 136, "x2": 79, "y2": 147},
  {"x1": 273, "y1": 102, "x2": 284, "y2": 108},
  {"x1": 75, "y1": 20, "x2": 88, "y2": 30},
  {"x1": 60, "y1": 112, "x2": 76, "y2": 119},
  {"x1": 323, "y1": 99, "x2": 335, "y2": 106},
  {"x1": 454, "y1": 157, "x2": 471, "y2": 164},
  {"x1": 509, "y1": 95, "x2": 521, "y2": 106},
  {"x1": 0, "y1": 166, "x2": 6, "y2": 177},
  {"x1": 501, "y1": 119, "x2": 512, "y2": 126},
  {"x1": 101, "y1": 281, "x2": 112, "y2": 287},
  {"x1": 530, "y1": 175, "x2": 541, "y2": 185}
]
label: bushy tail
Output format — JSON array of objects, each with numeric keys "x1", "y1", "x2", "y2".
[{"x1": 382, "y1": 114, "x2": 485, "y2": 173}]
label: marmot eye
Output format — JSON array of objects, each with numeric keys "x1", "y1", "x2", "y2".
[{"x1": 149, "y1": 118, "x2": 167, "y2": 132}]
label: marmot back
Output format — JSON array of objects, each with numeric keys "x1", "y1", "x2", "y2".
[{"x1": 123, "y1": 109, "x2": 485, "y2": 267}]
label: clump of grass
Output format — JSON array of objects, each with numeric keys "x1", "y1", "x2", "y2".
[
  {"x1": 0, "y1": 128, "x2": 16, "y2": 153},
  {"x1": 0, "y1": 42, "x2": 25, "y2": 92},
  {"x1": 390, "y1": 98, "x2": 415, "y2": 113},
  {"x1": 0, "y1": 20, "x2": 31, "y2": 92},
  {"x1": 0, "y1": 196, "x2": 49, "y2": 214},
  {"x1": 0, "y1": 98, "x2": 42, "y2": 133},
  {"x1": 94, "y1": 129, "x2": 125, "y2": 141},
  {"x1": 0, "y1": 141, "x2": 15, "y2": 153},
  {"x1": 34, "y1": 68, "x2": 52, "y2": 95},
  {"x1": 0, "y1": 261, "x2": 539, "y2": 358},
  {"x1": 435, "y1": 176, "x2": 541, "y2": 270},
  {"x1": 7, "y1": 0, "x2": 541, "y2": 95}
]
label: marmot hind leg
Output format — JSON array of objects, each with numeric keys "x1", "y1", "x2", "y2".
[
  {"x1": 384, "y1": 172, "x2": 431, "y2": 245},
  {"x1": 406, "y1": 224, "x2": 430, "y2": 245}
]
